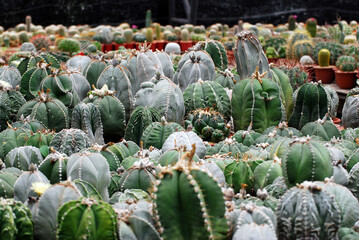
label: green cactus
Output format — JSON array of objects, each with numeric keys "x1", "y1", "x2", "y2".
[
  {"x1": 206, "y1": 138, "x2": 249, "y2": 157},
  {"x1": 24, "y1": 129, "x2": 54, "y2": 156},
  {"x1": 232, "y1": 125, "x2": 262, "y2": 147},
  {"x1": 278, "y1": 66, "x2": 307, "y2": 90},
  {"x1": 263, "y1": 122, "x2": 302, "y2": 138},
  {"x1": 234, "y1": 30, "x2": 272, "y2": 80},
  {"x1": 313, "y1": 41, "x2": 345, "y2": 65},
  {"x1": 136, "y1": 43, "x2": 164, "y2": 83},
  {"x1": 56, "y1": 198, "x2": 118, "y2": 240},
  {"x1": 277, "y1": 181, "x2": 341, "y2": 239},
  {"x1": 286, "y1": 29, "x2": 311, "y2": 60},
  {"x1": 301, "y1": 116, "x2": 341, "y2": 141},
  {"x1": 66, "y1": 152, "x2": 111, "y2": 201},
  {"x1": 146, "y1": 28, "x2": 154, "y2": 42},
  {"x1": 288, "y1": 15, "x2": 297, "y2": 30},
  {"x1": 265, "y1": 46, "x2": 277, "y2": 58},
  {"x1": 0, "y1": 124, "x2": 32, "y2": 159},
  {"x1": 123, "y1": 29, "x2": 133, "y2": 43},
  {"x1": 224, "y1": 159, "x2": 254, "y2": 193},
  {"x1": 185, "y1": 108, "x2": 230, "y2": 143},
  {"x1": 318, "y1": 48, "x2": 331, "y2": 67},
  {"x1": 153, "y1": 148, "x2": 227, "y2": 239},
  {"x1": 306, "y1": 18, "x2": 317, "y2": 37},
  {"x1": 288, "y1": 82, "x2": 329, "y2": 130},
  {"x1": 336, "y1": 55, "x2": 357, "y2": 72},
  {"x1": 183, "y1": 80, "x2": 231, "y2": 120},
  {"x1": 38, "y1": 150, "x2": 68, "y2": 184},
  {"x1": 195, "y1": 39, "x2": 228, "y2": 70},
  {"x1": 84, "y1": 85, "x2": 126, "y2": 141},
  {"x1": 49, "y1": 128, "x2": 91, "y2": 156},
  {"x1": 0, "y1": 198, "x2": 33, "y2": 240},
  {"x1": 125, "y1": 106, "x2": 160, "y2": 145},
  {"x1": 82, "y1": 58, "x2": 107, "y2": 86},
  {"x1": 158, "y1": 147, "x2": 200, "y2": 167},
  {"x1": 18, "y1": 31, "x2": 29, "y2": 43},
  {"x1": 4, "y1": 146, "x2": 43, "y2": 171},
  {"x1": 84, "y1": 143, "x2": 121, "y2": 172},
  {"x1": 281, "y1": 137, "x2": 333, "y2": 187},
  {"x1": 291, "y1": 39, "x2": 313, "y2": 60},
  {"x1": 57, "y1": 38, "x2": 81, "y2": 54},
  {"x1": 0, "y1": 66, "x2": 21, "y2": 89},
  {"x1": 155, "y1": 23, "x2": 162, "y2": 41},
  {"x1": 264, "y1": 37, "x2": 286, "y2": 52},
  {"x1": 231, "y1": 70, "x2": 283, "y2": 133},
  {"x1": 253, "y1": 159, "x2": 282, "y2": 192},
  {"x1": 25, "y1": 15, "x2": 31, "y2": 32},
  {"x1": 214, "y1": 68, "x2": 239, "y2": 90}
]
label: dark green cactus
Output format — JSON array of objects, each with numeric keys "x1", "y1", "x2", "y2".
[
  {"x1": 224, "y1": 159, "x2": 254, "y2": 193},
  {"x1": 232, "y1": 125, "x2": 262, "y2": 147},
  {"x1": 253, "y1": 159, "x2": 282, "y2": 192},
  {"x1": 194, "y1": 39, "x2": 228, "y2": 70},
  {"x1": 278, "y1": 66, "x2": 307, "y2": 90},
  {"x1": 158, "y1": 147, "x2": 200, "y2": 167},
  {"x1": 38, "y1": 149, "x2": 68, "y2": 184},
  {"x1": 306, "y1": 18, "x2": 317, "y2": 37},
  {"x1": 4, "y1": 146, "x2": 43, "y2": 171},
  {"x1": 281, "y1": 137, "x2": 333, "y2": 187},
  {"x1": 82, "y1": 58, "x2": 107, "y2": 86},
  {"x1": 301, "y1": 116, "x2": 341, "y2": 141},
  {"x1": 263, "y1": 122, "x2": 302, "y2": 137},
  {"x1": 56, "y1": 198, "x2": 118, "y2": 240},
  {"x1": 0, "y1": 169, "x2": 18, "y2": 198},
  {"x1": 0, "y1": 197, "x2": 33, "y2": 240},
  {"x1": 289, "y1": 82, "x2": 329, "y2": 130},
  {"x1": 214, "y1": 69, "x2": 239, "y2": 90},
  {"x1": 50, "y1": 128, "x2": 91, "y2": 156},
  {"x1": 288, "y1": 15, "x2": 297, "y2": 30},
  {"x1": 125, "y1": 106, "x2": 160, "y2": 145},
  {"x1": 313, "y1": 41, "x2": 345, "y2": 65},
  {"x1": 277, "y1": 181, "x2": 341, "y2": 240},
  {"x1": 0, "y1": 124, "x2": 32, "y2": 159},
  {"x1": 231, "y1": 70, "x2": 283, "y2": 133},
  {"x1": 17, "y1": 52, "x2": 60, "y2": 76},
  {"x1": 25, "y1": 129, "x2": 55, "y2": 156},
  {"x1": 206, "y1": 138, "x2": 249, "y2": 157},
  {"x1": 291, "y1": 39, "x2": 313, "y2": 60}
]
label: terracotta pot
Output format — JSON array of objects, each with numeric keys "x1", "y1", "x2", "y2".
[
  {"x1": 148, "y1": 42, "x2": 157, "y2": 51},
  {"x1": 335, "y1": 70, "x2": 357, "y2": 89},
  {"x1": 124, "y1": 42, "x2": 134, "y2": 49},
  {"x1": 180, "y1": 41, "x2": 193, "y2": 52},
  {"x1": 135, "y1": 42, "x2": 143, "y2": 50},
  {"x1": 154, "y1": 41, "x2": 165, "y2": 51},
  {"x1": 101, "y1": 44, "x2": 105, "y2": 52},
  {"x1": 314, "y1": 66, "x2": 335, "y2": 84},
  {"x1": 104, "y1": 43, "x2": 114, "y2": 52}
]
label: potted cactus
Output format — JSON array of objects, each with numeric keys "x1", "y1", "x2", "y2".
[
  {"x1": 335, "y1": 55, "x2": 358, "y2": 89},
  {"x1": 153, "y1": 23, "x2": 165, "y2": 50},
  {"x1": 123, "y1": 28, "x2": 134, "y2": 49},
  {"x1": 145, "y1": 27, "x2": 156, "y2": 51},
  {"x1": 314, "y1": 49, "x2": 335, "y2": 83},
  {"x1": 179, "y1": 28, "x2": 192, "y2": 52}
]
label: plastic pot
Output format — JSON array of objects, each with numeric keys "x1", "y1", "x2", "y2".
[{"x1": 314, "y1": 66, "x2": 335, "y2": 84}]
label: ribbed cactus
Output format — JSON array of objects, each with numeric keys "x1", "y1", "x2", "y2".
[
  {"x1": 101, "y1": 27, "x2": 113, "y2": 44},
  {"x1": 253, "y1": 159, "x2": 282, "y2": 192},
  {"x1": 82, "y1": 58, "x2": 107, "y2": 86},
  {"x1": 32, "y1": 180, "x2": 82, "y2": 240},
  {"x1": 97, "y1": 59, "x2": 133, "y2": 119},
  {"x1": 231, "y1": 69, "x2": 283, "y2": 133},
  {"x1": 153, "y1": 147, "x2": 227, "y2": 239},
  {"x1": 336, "y1": 55, "x2": 357, "y2": 72},
  {"x1": 277, "y1": 181, "x2": 341, "y2": 240},
  {"x1": 66, "y1": 152, "x2": 111, "y2": 201},
  {"x1": 20, "y1": 61, "x2": 50, "y2": 100},
  {"x1": 57, "y1": 38, "x2": 81, "y2": 54},
  {"x1": 56, "y1": 198, "x2": 118, "y2": 240},
  {"x1": 17, "y1": 52, "x2": 60, "y2": 76},
  {"x1": 301, "y1": 116, "x2": 341, "y2": 141},
  {"x1": 289, "y1": 82, "x2": 329, "y2": 130},
  {"x1": 232, "y1": 125, "x2": 262, "y2": 147},
  {"x1": 106, "y1": 141, "x2": 140, "y2": 165},
  {"x1": 24, "y1": 129, "x2": 54, "y2": 155},
  {"x1": 84, "y1": 85, "x2": 126, "y2": 141},
  {"x1": 136, "y1": 43, "x2": 164, "y2": 82},
  {"x1": 183, "y1": 80, "x2": 231, "y2": 120},
  {"x1": 17, "y1": 90, "x2": 70, "y2": 132},
  {"x1": 342, "y1": 93, "x2": 359, "y2": 129},
  {"x1": 318, "y1": 48, "x2": 331, "y2": 67},
  {"x1": 0, "y1": 85, "x2": 26, "y2": 131},
  {"x1": 214, "y1": 68, "x2": 239, "y2": 90},
  {"x1": 232, "y1": 223, "x2": 277, "y2": 240},
  {"x1": 134, "y1": 75, "x2": 185, "y2": 124},
  {"x1": 224, "y1": 159, "x2": 254, "y2": 193},
  {"x1": 263, "y1": 122, "x2": 302, "y2": 138},
  {"x1": 84, "y1": 143, "x2": 121, "y2": 172},
  {"x1": 4, "y1": 146, "x2": 43, "y2": 171},
  {"x1": 141, "y1": 117, "x2": 184, "y2": 149},
  {"x1": 0, "y1": 198, "x2": 33, "y2": 240},
  {"x1": 155, "y1": 50, "x2": 174, "y2": 79},
  {"x1": 0, "y1": 66, "x2": 21, "y2": 89},
  {"x1": 50, "y1": 128, "x2": 91, "y2": 156},
  {"x1": 71, "y1": 103, "x2": 104, "y2": 145},
  {"x1": 66, "y1": 70, "x2": 91, "y2": 101},
  {"x1": 206, "y1": 138, "x2": 249, "y2": 157},
  {"x1": 281, "y1": 137, "x2": 333, "y2": 187},
  {"x1": 291, "y1": 39, "x2": 313, "y2": 60},
  {"x1": 313, "y1": 41, "x2": 345, "y2": 65},
  {"x1": 0, "y1": 170, "x2": 18, "y2": 198},
  {"x1": 288, "y1": 15, "x2": 297, "y2": 30},
  {"x1": 38, "y1": 150, "x2": 68, "y2": 184},
  {"x1": 0, "y1": 124, "x2": 32, "y2": 159},
  {"x1": 158, "y1": 147, "x2": 200, "y2": 167},
  {"x1": 348, "y1": 162, "x2": 359, "y2": 199},
  {"x1": 194, "y1": 38, "x2": 228, "y2": 70},
  {"x1": 124, "y1": 106, "x2": 160, "y2": 144},
  {"x1": 66, "y1": 55, "x2": 91, "y2": 72},
  {"x1": 278, "y1": 66, "x2": 307, "y2": 90},
  {"x1": 25, "y1": 15, "x2": 31, "y2": 32},
  {"x1": 234, "y1": 30, "x2": 272, "y2": 80}
]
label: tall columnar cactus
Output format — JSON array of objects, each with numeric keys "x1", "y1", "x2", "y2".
[
  {"x1": 281, "y1": 137, "x2": 333, "y2": 187},
  {"x1": 0, "y1": 198, "x2": 33, "y2": 240},
  {"x1": 71, "y1": 103, "x2": 104, "y2": 145},
  {"x1": 0, "y1": 66, "x2": 22, "y2": 89},
  {"x1": 82, "y1": 58, "x2": 107, "y2": 86},
  {"x1": 4, "y1": 146, "x2": 43, "y2": 171},
  {"x1": 38, "y1": 150, "x2": 68, "y2": 184},
  {"x1": 66, "y1": 152, "x2": 111, "y2": 201},
  {"x1": 145, "y1": 9, "x2": 152, "y2": 28},
  {"x1": 214, "y1": 68, "x2": 239, "y2": 90},
  {"x1": 134, "y1": 75, "x2": 185, "y2": 124},
  {"x1": 289, "y1": 82, "x2": 329, "y2": 130},
  {"x1": 231, "y1": 69, "x2": 283, "y2": 133},
  {"x1": 288, "y1": 15, "x2": 297, "y2": 30},
  {"x1": 306, "y1": 18, "x2": 317, "y2": 37},
  {"x1": 84, "y1": 85, "x2": 126, "y2": 141},
  {"x1": 17, "y1": 90, "x2": 69, "y2": 132},
  {"x1": 49, "y1": 128, "x2": 91, "y2": 156},
  {"x1": 25, "y1": 15, "x2": 31, "y2": 32},
  {"x1": 57, "y1": 198, "x2": 118, "y2": 240},
  {"x1": 124, "y1": 106, "x2": 160, "y2": 145},
  {"x1": 123, "y1": 29, "x2": 133, "y2": 43},
  {"x1": 153, "y1": 147, "x2": 227, "y2": 239},
  {"x1": 183, "y1": 80, "x2": 231, "y2": 120},
  {"x1": 277, "y1": 181, "x2": 341, "y2": 240},
  {"x1": 234, "y1": 30, "x2": 272, "y2": 80},
  {"x1": 318, "y1": 48, "x2": 331, "y2": 67},
  {"x1": 20, "y1": 61, "x2": 50, "y2": 100},
  {"x1": 32, "y1": 180, "x2": 82, "y2": 240},
  {"x1": 0, "y1": 84, "x2": 26, "y2": 131},
  {"x1": 141, "y1": 117, "x2": 184, "y2": 149}
]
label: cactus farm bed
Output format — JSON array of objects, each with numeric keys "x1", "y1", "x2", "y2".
[{"x1": 2, "y1": 15, "x2": 359, "y2": 240}]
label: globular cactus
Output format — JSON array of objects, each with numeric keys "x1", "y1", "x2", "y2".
[
  {"x1": 313, "y1": 41, "x2": 345, "y2": 65},
  {"x1": 66, "y1": 55, "x2": 91, "y2": 72},
  {"x1": 66, "y1": 152, "x2": 111, "y2": 201},
  {"x1": 124, "y1": 106, "x2": 160, "y2": 145},
  {"x1": 0, "y1": 84, "x2": 26, "y2": 131},
  {"x1": 263, "y1": 122, "x2": 302, "y2": 138},
  {"x1": 231, "y1": 68, "x2": 283, "y2": 133},
  {"x1": 253, "y1": 159, "x2": 282, "y2": 192},
  {"x1": 4, "y1": 146, "x2": 43, "y2": 171},
  {"x1": 281, "y1": 136, "x2": 333, "y2": 187},
  {"x1": 0, "y1": 197, "x2": 33, "y2": 240},
  {"x1": 134, "y1": 75, "x2": 185, "y2": 124},
  {"x1": 336, "y1": 55, "x2": 357, "y2": 72},
  {"x1": 164, "y1": 42, "x2": 181, "y2": 54},
  {"x1": 194, "y1": 38, "x2": 228, "y2": 70},
  {"x1": 288, "y1": 15, "x2": 297, "y2": 30},
  {"x1": 82, "y1": 58, "x2": 107, "y2": 86},
  {"x1": 301, "y1": 116, "x2": 341, "y2": 141},
  {"x1": 153, "y1": 146, "x2": 227, "y2": 239},
  {"x1": 24, "y1": 129, "x2": 54, "y2": 155},
  {"x1": 232, "y1": 125, "x2": 262, "y2": 147},
  {"x1": 14, "y1": 164, "x2": 49, "y2": 203},
  {"x1": 56, "y1": 198, "x2": 118, "y2": 240},
  {"x1": 214, "y1": 68, "x2": 239, "y2": 90},
  {"x1": 17, "y1": 90, "x2": 70, "y2": 132},
  {"x1": 232, "y1": 223, "x2": 277, "y2": 240},
  {"x1": 289, "y1": 82, "x2": 330, "y2": 130},
  {"x1": 38, "y1": 149, "x2": 68, "y2": 184},
  {"x1": 318, "y1": 48, "x2": 331, "y2": 67},
  {"x1": 0, "y1": 66, "x2": 21, "y2": 89},
  {"x1": 57, "y1": 38, "x2": 80, "y2": 54},
  {"x1": 183, "y1": 80, "x2": 231, "y2": 120},
  {"x1": 97, "y1": 59, "x2": 133, "y2": 119},
  {"x1": 71, "y1": 102, "x2": 104, "y2": 145},
  {"x1": 184, "y1": 108, "x2": 230, "y2": 143},
  {"x1": 19, "y1": 42, "x2": 37, "y2": 53},
  {"x1": 158, "y1": 147, "x2": 200, "y2": 167},
  {"x1": 277, "y1": 181, "x2": 341, "y2": 240},
  {"x1": 225, "y1": 159, "x2": 254, "y2": 193},
  {"x1": 206, "y1": 138, "x2": 249, "y2": 157},
  {"x1": 49, "y1": 128, "x2": 91, "y2": 156},
  {"x1": 291, "y1": 39, "x2": 313, "y2": 60},
  {"x1": 0, "y1": 124, "x2": 33, "y2": 159},
  {"x1": 278, "y1": 65, "x2": 307, "y2": 90},
  {"x1": 286, "y1": 29, "x2": 310, "y2": 60},
  {"x1": 136, "y1": 43, "x2": 164, "y2": 82},
  {"x1": 141, "y1": 117, "x2": 184, "y2": 149},
  {"x1": 84, "y1": 143, "x2": 121, "y2": 172},
  {"x1": 84, "y1": 85, "x2": 126, "y2": 141},
  {"x1": 306, "y1": 18, "x2": 317, "y2": 37},
  {"x1": 101, "y1": 27, "x2": 113, "y2": 44},
  {"x1": 0, "y1": 169, "x2": 18, "y2": 198},
  {"x1": 30, "y1": 34, "x2": 51, "y2": 51},
  {"x1": 342, "y1": 88, "x2": 359, "y2": 128},
  {"x1": 32, "y1": 180, "x2": 82, "y2": 240},
  {"x1": 234, "y1": 30, "x2": 271, "y2": 80},
  {"x1": 155, "y1": 50, "x2": 174, "y2": 79}
]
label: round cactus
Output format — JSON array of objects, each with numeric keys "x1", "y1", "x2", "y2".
[
  {"x1": 194, "y1": 38, "x2": 228, "y2": 70},
  {"x1": 56, "y1": 198, "x2": 118, "y2": 240},
  {"x1": 20, "y1": 62, "x2": 51, "y2": 100},
  {"x1": 0, "y1": 170, "x2": 18, "y2": 198},
  {"x1": 4, "y1": 146, "x2": 43, "y2": 171},
  {"x1": 232, "y1": 126, "x2": 262, "y2": 147},
  {"x1": 214, "y1": 68, "x2": 239, "y2": 90},
  {"x1": 313, "y1": 41, "x2": 345, "y2": 65},
  {"x1": 24, "y1": 129, "x2": 54, "y2": 156},
  {"x1": 57, "y1": 38, "x2": 80, "y2": 54},
  {"x1": 278, "y1": 66, "x2": 307, "y2": 90},
  {"x1": 50, "y1": 128, "x2": 91, "y2": 156},
  {"x1": 158, "y1": 147, "x2": 200, "y2": 167},
  {"x1": 0, "y1": 124, "x2": 33, "y2": 159},
  {"x1": 82, "y1": 58, "x2": 107, "y2": 86},
  {"x1": 253, "y1": 159, "x2": 282, "y2": 192},
  {"x1": 224, "y1": 159, "x2": 254, "y2": 193},
  {"x1": 301, "y1": 116, "x2": 341, "y2": 141},
  {"x1": 66, "y1": 55, "x2": 92, "y2": 72},
  {"x1": 291, "y1": 39, "x2": 313, "y2": 60},
  {"x1": 263, "y1": 122, "x2": 302, "y2": 137},
  {"x1": 136, "y1": 43, "x2": 164, "y2": 83},
  {"x1": 0, "y1": 66, "x2": 21, "y2": 89},
  {"x1": 336, "y1": 55, "x2": 357, "y2": 72},
  {"x1": 66, "y1": 70, "x2": 91, "y2": 101},
  {"x1": 232, "y1": 222, "x2": 277, "y2": 240},
  {"x1": 38, "y1": 150, "x2": 68, "y2": 184},
  {"x1": 206, "y1": 138, "x2": 249, "y2": 157},
  {"x1": 17, "y1": 52, "x2": 60, "y2": 76}
]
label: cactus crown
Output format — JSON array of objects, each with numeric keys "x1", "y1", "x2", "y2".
[{"x1": 336, "y1": 55, "x2": 357, "y2": 72}]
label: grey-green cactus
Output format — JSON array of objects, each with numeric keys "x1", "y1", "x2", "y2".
[
  {"x1": 253, "y1": 159, "x2": 282, "y2": 192},
  {"x1": 4, "y1": 146, "x2": 43, "y2": 171},
  {"x1": 0, "y1": 66, "x2": 22, "y2": 89},
  {"x1": 49, "y1": 128, "x2": 91, "y2": 156},
  {"x1": 214, "y1": 69, "x2": 239, "y2": 90},
  {"x1": 20, "y1": 61, "x2": 50, "y2": 100},
  {"x1": 66, "y1": 70, "x2": 91, "y2": 101},
  {"x1": 82, "y1": 58, "x2": 107, "y2": 86},
  {"x1": 38, "y1": 150, "x2": 68, "y2": 184},
  {"x1": 301, "y1": 115, "x2": 341, "y2": 141}
]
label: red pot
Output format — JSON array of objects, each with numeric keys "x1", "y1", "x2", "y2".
[
  {"x1": 101, "y1": 44, "x2": 105, "y2": 52},
  {"x1": 148, "y1": 42, "x2": 157, "y2": 51},
  {"x1": 135, "y1": 42, "x2": 142, "y2": 50},
  {"x1": 335, "y1": 70, "x2": 357, "y2": 89},
  {"x1": 124, "y1": 42, "x2": 134, "y2": 49},
  {"x1": 155, "y1": 41, "x2": 165, "y2": 51},
  {"x1": 268, "y1": 57, "x2": 279, "y2": 65},
  {"x1": 180, "y1": 41, "x2": 193, "y2": 52},
  {"x1": 104, "y1": 43, "x2": 114, "y2": 52},
  {"x1": 314, "y1": 66, "x2": 335, "y2": 84}
]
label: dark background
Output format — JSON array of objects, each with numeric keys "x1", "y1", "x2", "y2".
[{"x1": 1, "y1": 0, "x2": 359, "y2": 29}]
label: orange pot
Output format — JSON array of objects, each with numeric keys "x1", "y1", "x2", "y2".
[
  {"x1": 314, "y1": 66, "x2": 335, "y2": 84},
  {"x1": 335, "y1": 70, "x2": 357, "y2": 89}
]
